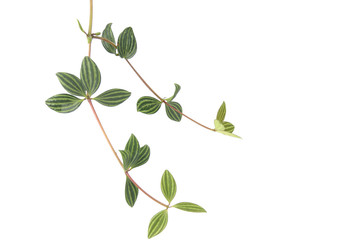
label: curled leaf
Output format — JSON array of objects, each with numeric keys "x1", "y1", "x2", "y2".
[
  {"x1": 165, "y1": 83, "x2": 181, "y2": 102},
  {"x1": 101, "y1": 23, "x2": 116, "y2": 54}
]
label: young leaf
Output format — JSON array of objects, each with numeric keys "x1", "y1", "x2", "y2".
[
  {"x1": 56, "y1": 72, "x2": 86, "y2": 97},
  {"x1": 214, "y1": 119, "x2": 225, "y2": 131},
  {"x1": 223, "y1": 121, "x2": 235, "y2": 133},
  {"x1": 119, "y1": 150, "x2": 131, "y2": 170},
  {"x1": 165, "y1": 102, "x2": 182, "y2": 122},
  {"x1": 45, "y1": 94, "x2": 84, "y2": 113},
  {"x1": 117, "y1": 27, "x2": 137, "y2": 59},
  {"x1": 101, "y1": 23, "x2": 116, "y2": 54},
  {"x1": 148, "y1": 210, "x2": 168, "y2": 239},
  {"x1": 125, "y1": 134, "x2": 140, "y2": 156},
  {"x1": 93, "y1": 88, "x2": 131, "y2": 107},
  {"x1": 216, "y1": 130, "x2": 242, "y2": 139},
  {"x1": 165, "y1": 83, "x2": 181, "y2": 102},
  {"x1": 137, "y1": 96, "x2": 162, "y2": 114},
  {"x1": 125, "y1": 177, "x2": 138, "y2": 207},
  {"x1": 172, "y1": 202, "x2": 207, "y2": 213},
  {"x1": 131, "y1": 144, "x2": 150, "y2": 169},
  {"x1": 161, "y1": 170, "x2": 177, "y2": 203},
  {"x1": 80, "y1": 56, "x2": 101, "y2": 96},
  {"x1": 76, "y1": 19, "x2": 85, "y2": 33},
  {"x1": 216, "y1": 101, "x2": 226, "y2": 122}
]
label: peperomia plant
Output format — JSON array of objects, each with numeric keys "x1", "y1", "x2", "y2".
[{"x1": 45, "y1": 0, "x2": 241, "y2": 238}]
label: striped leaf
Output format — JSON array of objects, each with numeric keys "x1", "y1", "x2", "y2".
[
  {"x1": 214, "y1": 119, "x2": 225, "y2": 131},
  {"x1": 137, "y1": 96, "x2": 162, "y2": 114},
  {"x1": 101, "y1": 23, "x2": 116, "y2": 54},
  {"x1": 45, "y1": 94, "x2": 84, "y2": 113},
  {"x1": 165, "y1": 83, "x2": 181, "y2": 102},
  {"x1": 161, "y1": 170, "x2": 177, "y2": 203},
  {"x1": 131, "y1": 144, "x2": 150, "y2": 169},
  {"x1": 125, "y1": 177, "x2": 138, "y2": 207},
  {"x1": 125, "y1": 134, "x2": 140, "y2": 155},
  {"x1": 80, "y1": 56, "x2": 101, "y2": 96},
  {"x1": 172, "y1": 202, "x2": 207, "y2": 213},
  {"x1": 117, "y1": 27, "x2": 137, "y2": 59},
  {"x1": 148, "y1": 210, "x2": 168, "y2": 239},
  {"x1": 165, "y1": 101, "x2": 182, "y2": 122},
  {"x1": 93, "y1": 88, "x2": 131, "y2": 107},
  {"x1": 223, "y1": 121, "x2": 235, "y2": 133},
  {"x1": 216, "y1": 101, "x2": 226, "y2": 122},
  {"x1": 56, "y1": 72, "x2": 86, "y2": 97},
  {"x1": 119, "y1": 150, "x2": 130, "y2": 170}
]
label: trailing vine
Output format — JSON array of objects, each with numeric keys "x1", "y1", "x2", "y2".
[{"x1": 45, "y1": 0, "x2": 241, "y2": 238}]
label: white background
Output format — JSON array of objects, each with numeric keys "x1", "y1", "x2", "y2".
[{"x1": 0, "y1": 0, "x2": 360, "y2": 239}]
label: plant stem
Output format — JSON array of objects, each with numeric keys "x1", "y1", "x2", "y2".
[
  {"x1": 125, "y1": 59, "x2": 216, "y2": 132},
  {"x1": 87, "y1": 98, "x2": 168, "y2": 208},
  {"x1": 88, "y1": 0, "x2": 94, "y2": 57}
]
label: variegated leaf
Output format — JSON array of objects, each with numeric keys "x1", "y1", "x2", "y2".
[
  {"x1": 172, "y1": 202, "x2": 206, "y2": 213},
  {"x1": 117, "y1": 27, "x2": 137, "y2": 59},
  {"x1": 165, "y1": 83, "x2": 181, "y2": 102},
  {"x1": 125, "y1": 177, "x2": 138, "y2": 207},
  {"x1": 223, "y1": 121, "x2": 235, "y2": 133},
  {"x1": 137, "y1": 96, "x2": 162, "y2": 114},
  {"x1": 56, "y1": 72, "x2": 86, "y2": 97},
  {"x1": 148, "y1": 210, "x2": 168, "y2": 239},
  {"x1": 165, "y1": 101, "x2": 182, "y2": 122},
  {"x1": 80, "y1": 56, "x2": 101, "y2": 96},
  {"x1": 161, "y1": 170, "x2": 177, "y2": 203},
  {"x1": 93, "y1": 88, "x2": 131, "y2": 107},
  {"x1": 45, "y1": 94, "x2": 84, "y2": 113},
  {"x1": 101, "y1": 23, "x2": 116, "y2": 54},
  {"x1": 131, "y1": 144, "x2": 150, "y2": 169},
  {"x1": 216, "y1": 101, "x2": 226, "y2": 122}
]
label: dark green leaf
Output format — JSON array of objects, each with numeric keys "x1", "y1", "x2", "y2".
[
  {"x1": 216, "y1": 101, "x2": 226, "y2": 122},
  {"x1": 93, "y1": 88, "x2": 131, "y2": 107},
  {"x1": 56, "y1": 72, "x2": 86, "y2": 97},
  {"x1": 80, "y1": 56, "x2": 101, "y2": 96},
  {"x1": 137, "y1": 96, "x2": 162, "y2": 114},
  {"x1": 165, "y1": 101, "x2": 182, "y2": 122},
  {"x1": 125, "y1": 134, "x2": 140, "y2": 155},
  {"x1": 161, "y1": 170, "x2": 177, "y2": 203},
  {"x1": 172, "y1": 202, "x2": 206, "y2": 213},
  {"x1": 117, "y1": 27, "x2": 137, "y2": 59},
  {"x1": 148, "y1": 210, "x2": 168, "y2": 239},
  {"x1": 165, "y1": 83, "x2": 181, "y2": 102},
  {"x1": 119, "y1": 150, "x2": 130, "y2": 170},
  {"x1": 223, "y1": 121, "x2": 235, "y2": 133},
  {"x1": 125, "y1": 177, "x2": 138, "y2": 207},
  {"x1": 101, "y1": 23, "x2": 116, "y2": 54},
  {"x1": 45, "y1": 94, "x2": 84, "y2": 113},
  {"x1": 131, "y1": 145, "x2": 150, "y2": 169}
]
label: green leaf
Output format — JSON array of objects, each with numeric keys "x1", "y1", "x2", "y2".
[
  {"x1": 165, "y1": 83, "x2": 181, "y2": 102},
  {"x1": 101, "y1": 23, "x2": 116, "y2": 54},
  {"x1": 161, "y1": 170, "x2": 177, "y2": 203},
  {"x1": 137, "y1": 96, "x2": 162, "y2": 114},
  {"x1": 125, "y1": 177, "x2": 138, "y2": 207},
  {"x1": 148, "y1": 210, "x2": 168, "y2": 239},
  {"x1": 214, "y1": 119, "x2": 225, "y2": 131},
  {"x1": 216, "y1": 101, "x2": 226, "y2": 122},
  {"x1": 131, "y1": 144, "x2": 150, "y2": 169},
  {"x1": 165, "y1": 101, "x2": 182, "y2": 122},
  {"x1": 172, "y1": 202, "x2": 207, "y2": 213},
  {"x1": 77, "y1": 19, "x2": 85, "y2": 33},
  {"x1": 119, "y1": 150, "x2": 131, "y2": 170},
  {"x1": 125, "y1": 134, "x2": 140, "y2": 155},
  {"x1": 80, "y1": 56, "x2": 101, "y2": 96},
  {"x1": 216, "y1": 130, "x2": 242, "y2": 139},
  {"x1": 56, "y1": 72, "x2": 86, "y2": 97},
  {"x1": 117, "y1": 27, "x2": 137, "y2": 59},
  {"x1": 45, "y1": 94, "x2": 84, "y2": 113},
  {"x1": 93, "y1": 88, "x2": 131, "y2": 107},
  {"x1": 223, "y1": 121, "x2": 235, "y2": 133}
]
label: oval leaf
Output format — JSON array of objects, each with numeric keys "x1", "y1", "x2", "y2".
[
  {"x1": 161, "y1": 170, "x2": 177, "y2": 203},
  {"x1": 56, "y1": 72, "x2": 86, "y2": 97},
  {"x1": 131, "y1": 144, "x2": 150, "y2": 169},
  {"x1": 45, "y1": 94, "x2": 84, "y2": 113},
  {"x1": 216, "y1": 101, "x2": 226, "y2": 122},
  {"x1": 165, "y1": 101, "x2": 182, "y2": 122},
  {"x1": 94, "y1": 88, "x2": 131, "y2": 107},
  {"x1": 125, "y1": 177, "x2": 138, "y2": 207},
  {"x1": 165, "y1": 83, "x2": 181, "y2": 102},
  {"x1": 148, "y1": 210, "x2": 168, "y2": 239},
  {"x1": 117, "y1": 27, "x2": 137, "y2": 59},
  {"x1": 223, "y1": 121, "x2": 235, "y2": 133},
  {"x1": 172, "y1": 202, "x2": 207, "y2": 213},
  {"x1": 101, "y1": 23, "x2": 116, "y2": 54},
  {"x1": 137, "y1": 96, "x2": 162, "y2": 114},
  {"x1": 80, "y1": 56, "x2": 101, "y2": 96},
  {"x1": 125, "y1": 134, "x2": 140, "y2": 155}
]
